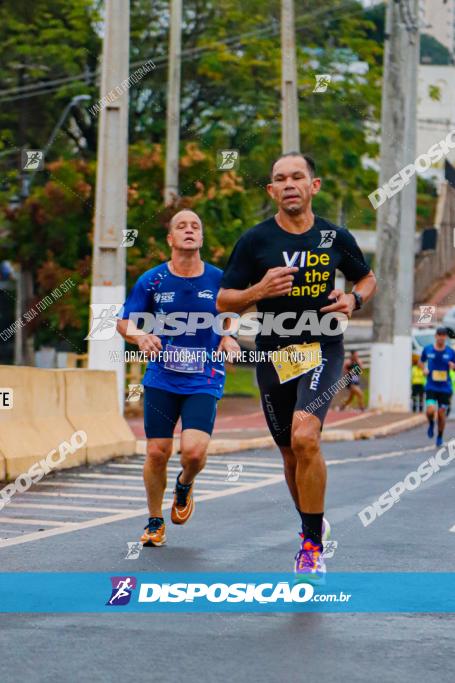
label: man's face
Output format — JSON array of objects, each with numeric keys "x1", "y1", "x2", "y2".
[
  {"x1": 167, "y1": 210, "x2": 203, "y2": 252},
  {"x1": 435, "y1": 332, "x2": 447, "y2": 347},
  {"x1": 266, "y1": 157, "x2": 321, "y2": 215}
]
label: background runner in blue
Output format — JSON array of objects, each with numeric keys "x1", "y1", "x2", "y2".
[
  {"x1": 120, "y1": 262, "x2": 225, "y2": 399},
  {"x1": 421, "y1": 344, "x2": 455, "y2": 393}
]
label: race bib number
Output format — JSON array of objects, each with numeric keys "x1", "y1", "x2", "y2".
[
  {"x1": 432, "y1": 370, "x2": 448, "y2": 382},
  {"x1": 164, "y1": 345, "x2": 205, "y2": 373},
  {"x1": 271, "y1": 343, "x2": 322, "y2": 384}
]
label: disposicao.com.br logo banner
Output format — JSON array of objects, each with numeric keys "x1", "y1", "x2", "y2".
[{"x1": 0, "y1": 573, "x2": 454, "y2": 613}]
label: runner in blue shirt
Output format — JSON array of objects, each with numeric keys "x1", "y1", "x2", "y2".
[
  {"x1": 117, "y1": 209, "x2": 239, "y2": 547},
  {"x1": 419, "y1": 327, "x2": 455, "y2": 446}
]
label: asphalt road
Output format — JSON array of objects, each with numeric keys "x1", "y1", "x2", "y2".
[{"x1": 0, "y1": 423, "x2": 454, "y2": 683}]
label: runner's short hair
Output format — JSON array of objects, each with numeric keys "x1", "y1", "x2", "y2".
[
  {"x1": 168, "y1": 210, "x2": 203, "y2": 232},
  {"x1": 270, "y1": 152, "x2": 316, "y2": 179}
]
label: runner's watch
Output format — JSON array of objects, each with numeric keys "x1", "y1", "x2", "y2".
[{"x1": 351, "y1": 291, "x2": 363, "y2": 311}]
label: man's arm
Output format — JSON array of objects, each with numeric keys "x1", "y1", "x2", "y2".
[
  {"x1": 217, "y1": 266, "x2": 299, "y2": 314},
  {"x1": 418, "y1": 348, "x2": 428, "y2": 374},
  {"x1": 320, "y1": 270, "x2": 377, "y2": 317},
  {"x1": 116, "y1": 319, "x2": 162, "y2": 356}
]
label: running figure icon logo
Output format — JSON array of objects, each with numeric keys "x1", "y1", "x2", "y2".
[
  {"x1": 127, "y1": 384, "x2": 144, "y2": 402},
  {"x1": 120, "y1": 229, "x2": 138, "y2": 247},
  {"x1": 317, "y1": 230, "x2": 336, "y2": 248},
  {"x1": 321, "y1": 540, "x2": 338, "y2": 559},
  {"x1": 217, "y1": 150, "x2": 240, "y2": 170},
  {"x1": 416, "y1": 305, "x2": 436, "y2": 325},
  {"x1": 86, "y1": 304, "x2": 122, "y2": 340},
  {"x1": 226, "y1": 463, "x2": 243, "y2": 482},
  {"x1": 125, "y1": 542, "x2": 143, "y2": 560},
  {"x1": 313, "y1": 75, "x2": 331, "y2": 93},
  {"x1": 22, "y1": 149, "x2": 44, "y2": 171},
  {"x1": 106, "y1": 576, "x2": 137, "y2": 606}
]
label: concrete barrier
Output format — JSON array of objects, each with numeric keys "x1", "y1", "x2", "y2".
[
  {"x1": 0, "y1": 366, "x2": 87, "y2": 480},
  {"x1": 63, "y1": 369, "x2": 136, "y2": 464}
]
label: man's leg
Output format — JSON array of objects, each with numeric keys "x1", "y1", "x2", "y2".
[
  {"x1": 411, "y1": 386, "x2": 418, "y2": 413},
  {"x1": 141, "y1": 386, "x2": 181, "y2": 545},
  {"x1": 291, "y1": 412, "x2": 326, "y2": 514},
  {"x1": 279, "y1": 446, "x2": 298, "y2": 506},
  {"x1": 437, "y1": 407, "x2": 446, "y2": 433},
  {"x1": 341, "y1": 387, "x2": 354, "y2": 410},
  {"x1": 419, "y1": 387, "x2": 425, "y2": 413},
  {"x1": 179, "y1": 429, "x2": 211, "y2": 484},
  {"x1": 291, "y1": 340, "x2": 344, "y2": 550},
  {"x1": 256, "y1": 361, "x2": 298, "y2": 502},
  {"x1": 143, "y1": 438, "x2": 173, "y2": 516},
  {"x1": 171, "y1": 393, "x2": 217, "y2": 525},
  {"x1": 351, "y1": 385, "x2": 364, "y2": 410},
  {"x1": 436, "y1": 398, "x2": 449, "y2": 446},
  {"x1": 426, "y1": 397, "x2": 437, "y2": 439}
]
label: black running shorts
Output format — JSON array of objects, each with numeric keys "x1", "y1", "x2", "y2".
[
  {"x1": 256, "y1": 340, "x2": 345, "y2": 447},
  {"x1": 425, "y1": 389, "x2": 452, "y2": 412}
]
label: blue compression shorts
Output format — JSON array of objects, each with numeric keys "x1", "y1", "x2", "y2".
[{"x1": 143, "y1": 386, "x2": 218, "y2": 439}]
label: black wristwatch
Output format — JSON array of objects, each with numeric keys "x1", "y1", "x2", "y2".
[{"x1": 351, "y1": 291, "x2": 363, "y2": 311}]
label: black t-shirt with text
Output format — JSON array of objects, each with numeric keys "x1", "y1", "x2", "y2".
[{"x1": 220, "y1": 215, "x2": 371, "y2": 349}]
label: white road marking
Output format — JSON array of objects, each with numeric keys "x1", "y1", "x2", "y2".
[
  {"x1": 0, "y1": 443, "x2": 445, "y2": 549},
  {"x1": 326, "y1": 444, "x2": 435, "y2": 467},
  {"x1": 209, "y1": 459, "x2": 283, "y2": 469},
  {"x1": 107, "y1": 463, "x2": 275, "y2": 478},
  {"x1": 7, "y1": 502, "x2": 126, "y2": 514},
  {"x1": 69, "y1": 473, "x2": 237, "y2": 485},
  {"x1": 34, "y1": 481, "x2": 213, "y2": 494},
  {"x1": 0, "y1": 517, "x2": 71, "y2": 527},
  {"x1": 36, "y1": 481, "x2": 145, "y2": 491},
  {"x1": 136, "y1": 454, "x2": 285, "y2": 470},
  {"x1": 20, "y1": 491, "x2": 146, "y2": 502},
  {"x1": 450, "y1": 524, "x2": 455, "y2": 533},
  {"x1": 0, "y1": 474, "x2": 285, "y2": 548}
]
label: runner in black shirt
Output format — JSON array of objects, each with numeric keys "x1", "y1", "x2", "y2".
[{"x1": 217, "y1": 152, "x2": 377, "y2": 582}]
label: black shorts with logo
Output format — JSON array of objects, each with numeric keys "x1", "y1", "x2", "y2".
[
  {"x1": 425, "y1": 389, "x2": 452, "y2": 412},
  {"x1": 256, "y1": 340, "x2": 345, "y2": 447}
]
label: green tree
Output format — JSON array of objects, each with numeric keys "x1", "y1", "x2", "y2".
[
  {"x1": 1, "y1": 0, "x2": 389, "y2": 355},
  {"x1": 0, "y1": 0, "x2": 101, "y2": 161}
]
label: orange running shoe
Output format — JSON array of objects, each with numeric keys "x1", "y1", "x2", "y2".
[
  {"x1": 141, "y1": 518, "x2": 167, "y2": 546},
  {"x1": 171, "y1": 474, "x2": 194, "y2": 525}
]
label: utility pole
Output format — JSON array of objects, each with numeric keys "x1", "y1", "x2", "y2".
[
  {"x1": 164, "y1": 0, "x2": 182, "y2": 205},
  {"x1": 395, "y1": 0, "x2": 420, "y2": 407},
  {"x1": 88, "y1": 0, "x2": 130, "y2": 410},
  {"x1": 281, "y1": 0, "x2": 300, "y2": 153},
  {"x1": 370, "y1": 0, "x2": 420, "y2": 410}
]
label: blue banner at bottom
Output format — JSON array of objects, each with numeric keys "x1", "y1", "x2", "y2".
[{"x1": 0, "y1": 573, "x2": 454, "y2": 612}]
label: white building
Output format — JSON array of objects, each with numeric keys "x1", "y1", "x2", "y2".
[
  {"x1": 421, "y1": 0, "x2": 455, "y2": 56},
  {"x1": 362, "y1": 0, "x2": 454, "y2": 56},
  {"x1": 417, "y1": 64, "x2": 455, "y2": 184}
]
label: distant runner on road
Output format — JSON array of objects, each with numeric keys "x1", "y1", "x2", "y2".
[
  {"x1": 419, "y1": 326, "x2": 455, "y2": 447},
  {"x1": 340, "y1": 350, "x2": 364, "y2": 411},
  {"x1": 217, "y1": 152, "x2": 377, "y2": 582}
]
